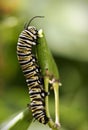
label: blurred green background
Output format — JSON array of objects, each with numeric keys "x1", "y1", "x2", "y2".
[{"x1": 0, "y1": 0, "x2": 88, "y2": 130}]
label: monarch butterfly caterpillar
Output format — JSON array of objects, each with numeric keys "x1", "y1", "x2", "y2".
[{"x1": 17, "y1": 16, "x2": 49, "y2": 124}]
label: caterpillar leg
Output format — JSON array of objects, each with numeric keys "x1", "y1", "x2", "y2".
[{"x1": 41, "y1": 90, "x2": 50, "y2": 98}]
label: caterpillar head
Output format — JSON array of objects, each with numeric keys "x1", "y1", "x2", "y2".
[{"x1": 27, "y1": 26, "x2": 38, "y2": 35}]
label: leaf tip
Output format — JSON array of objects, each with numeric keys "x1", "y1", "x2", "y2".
[{"x1": 38, "y1": 29, "x2": 43, "y2": 37}]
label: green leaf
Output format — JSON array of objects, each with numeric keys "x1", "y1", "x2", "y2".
[
  {"x1": 37, "y1": 29, "x2": 59, "y2": 80},
  {"x1": 0, "y1": 108, "x2": 33, "y2": 130}
]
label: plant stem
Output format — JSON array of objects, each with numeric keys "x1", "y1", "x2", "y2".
[
  {"x1": 44, "y1": 76, "x2": 60, "y2": 130},
  {"x1": 53, "y1": 82, "x2": 60, "y2": 128},
  {"x1": 44, "y1": 76, "x2": 55, "y2": 129},
  {"x1": 44, "y1": 76, "x2": 51, "y2": 118}
]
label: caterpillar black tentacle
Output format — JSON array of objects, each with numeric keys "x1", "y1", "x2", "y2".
[
  {"x1": 17, "y1": 16, "x2": 49, "y2": 124},
  {"x1": 25, "y1": 16, "x2": 44, "y2": 29}
]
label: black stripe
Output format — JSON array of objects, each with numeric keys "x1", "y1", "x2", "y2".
[
  {"x1": 33, "y1": 110, "x2": 44, "y2": 117},
  {"x1": 37, "y1": 112, "x2": 45, "y2": 119},
  {"x1": 17, "y1": 52, "x2": 31, "y2": 56},
  {"x1": 26, "y1": 74, "x2": 36, "y2": 81},
  {"x1": 30, "y1": 103, "x2": 43, "y2": 107},
  {"x1": 26, "y1": 78, "x2": 38, "y2": 83},
  {"x1": 19, "y1": 39, "x2": 34, "y2": 46},
  {"x1": 19, "y1": 35, "x2": 34, "y2": 42},
  {"x1": 25, "y1": 29, "x2": 37, "y2": 39},
  {"x1": 19, "y1": 59, "x2": 33, "y2": 65},
  {"x1": 29, "y1": 88, "x2": 40, "y2": 92},
  {"x1": 28, "y1": 86, "x2": 42, "y2": 91},
  {"x1": 19, "y1": 57, "x2": 33, "y2": 63},
  {"x1": 33, "y1": 112, "x2": 44, "y2": 119},
  {"x1": 23, "y1": 68, "x2": 36, "y2": 75},
  {"x1": 32, "y1": 98, "x2": 44, "y2": 102},
  {"x1": 28, "y1": 84, "x2": 41, "y2": 89},
  {"x1": 17, "y1": 43, "x2": 32, "y2": 49},
  {"x1": 27, "y1": 80, "x2": 39, "y2": 87},
  {"x1": 31, "y1": 105, "x2": 44, "y2": 110},
  {"x1": 24, "y1": 30, "x2": 35, "y2": 38},
  {"x1": 19, "y1": 37, "x2": 36, "y2": 46},
  {"x1": 30, "y1": 92, "x2": 41, "y2": 97},
  {"x1": 30, "y1": 100, "x2": 45, "y2": 107},
  {"x1": 32, "y1": 108, "x2": 44, "y2": 113}
]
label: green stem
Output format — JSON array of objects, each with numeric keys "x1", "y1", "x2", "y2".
[
  {"x1": 44, "y1": 76, "x2": 60, "y2": 130},
  {"x1": 44, "y1": 76, "x2": 51, "y2": 118},
  {"x1": 44, "y1": 76, "x2": 56, "y2": 130},
  {"x1": 53, "y1": 82, "x2": 60, "y2": 128}
]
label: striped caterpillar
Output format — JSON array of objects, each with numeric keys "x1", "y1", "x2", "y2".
[{"x1": 17, "y1": 16, "x2": 49, "y2": 124}]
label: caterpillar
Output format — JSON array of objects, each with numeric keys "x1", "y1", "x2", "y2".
[{"x1": 17, "y1": 16, "x2": 49, "y2": 124}]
